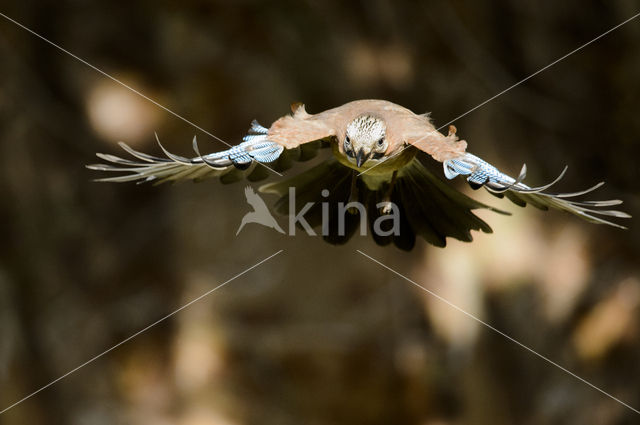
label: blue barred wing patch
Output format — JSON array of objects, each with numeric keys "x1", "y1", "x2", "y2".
[
  {"x1": 87, "y1": 120, "x2": 284, "y2": 184},
  {"x1": 442, "y1": 152, "x2": 630, "y2": 228}
]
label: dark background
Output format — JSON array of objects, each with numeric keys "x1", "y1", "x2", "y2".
[{"x1": 1, "y1": 1, "x2": 639, "y2": 424}]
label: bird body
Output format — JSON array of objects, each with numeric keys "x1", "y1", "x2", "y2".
[
  {"x1": 331, "y1": 141, "x2": 417, "y2": 185},
  {"x1": 88, "y1": 99, "x2": 630, "y2": 250},
  {"x1": 268, "y1": 99, "x2": 466, "y2": 163}
]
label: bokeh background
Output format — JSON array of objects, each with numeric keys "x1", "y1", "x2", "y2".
[{"x1": 1, "y1": 1, "x2": 639, "y2": 424}]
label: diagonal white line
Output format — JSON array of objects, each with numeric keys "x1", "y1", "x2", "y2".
[
  {"x1": 435, "y1": 10, "x2": 640, "y2": 131},
  {"x1": 357, "y1": 250, "x2": 640, "y2": 415},
  {"x1": 357, "y1": 10, "x2": 640, "y2": 177},
  {"x1": 0, "y1": 11, "x2": 283, "y2": 177},
  {"x1": 0, "y1": 249, "x2": 284, "y2": 415}
]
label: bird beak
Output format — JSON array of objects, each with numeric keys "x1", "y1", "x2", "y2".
[{"x1": 356, "y1": 149, "x2": 368, "y2": 167}]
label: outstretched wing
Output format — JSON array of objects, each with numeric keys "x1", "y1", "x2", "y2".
[
  {"x1": 87, "y1": 122, "x2": 282, "y2": 184},
  {"x1": 397, "y1": 112, "x2": 629, "y2": 228},
  {"x1": 402, "y1": 117, "x2": 468, "y2": 163},
  {"x1": 443, "y1": 152, "x2": 631, "y2": 228},
  {"x1": 87, "y1": 109, "x2": 334, "y2": 185},
  {"x1": 266, "y1": 102, "x2": 339, "y2": 148}
]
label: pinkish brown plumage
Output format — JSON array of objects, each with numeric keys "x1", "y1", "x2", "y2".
[
  {"x1": 268, "y1": 100, "x2": 467, "y2": 162},
  {"x1": 88, "y1": 99, "x2": 630, "y2": 249}
]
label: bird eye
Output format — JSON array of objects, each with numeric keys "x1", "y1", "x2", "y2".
[
  {"x1": 377, "y1": 138, "x2": 385, "y2": 148},
  {"x1": 345, "y1": 136, "x2": 351, "y2": 144}
]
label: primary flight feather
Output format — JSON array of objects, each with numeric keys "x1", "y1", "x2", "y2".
[{"x1": 88, "y1": 99, "x2": 630, "y2": 250}]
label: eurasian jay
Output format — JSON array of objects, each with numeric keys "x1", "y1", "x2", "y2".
[{"x1": 88, "y1": 100, "x2": 629, "y2": 250}]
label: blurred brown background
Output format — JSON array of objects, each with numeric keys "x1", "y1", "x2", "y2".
[{"x1": 1, "y1": 1, "x2": 639, "y2": 424}]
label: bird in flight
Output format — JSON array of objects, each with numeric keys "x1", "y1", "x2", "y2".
[{"x1": 88, "y1": 99, "x2": 630, "y2": 250}]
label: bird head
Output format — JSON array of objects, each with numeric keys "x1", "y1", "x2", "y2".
[{"x1": 343, "y1": 114, "x2": 388, "y2": 167}]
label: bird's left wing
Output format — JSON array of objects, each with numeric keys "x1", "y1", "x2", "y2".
[
  {"x1": 442, "y1": 152, "x2": 631, "y2": 228},
  {"x1": 399, "y1": 115, "x2": 629, "y2": 228},
  {"x1": 402, "y1": 116, "x2": 468, "y2": 162}
]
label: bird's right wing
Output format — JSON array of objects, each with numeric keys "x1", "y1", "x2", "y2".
[
  {"x1": 87, "y1": 121, "x2": 283, "y2": 184},
  {"x1": 265, "y1": 103, "x2": 339, "y2": 149},
  {"x1": 87, "y1": 119, "x2": 330, "y2": 185}
]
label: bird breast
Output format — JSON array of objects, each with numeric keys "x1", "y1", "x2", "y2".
[{"x1": 331, "y1": 142, "x2": 417, "y2": 190}]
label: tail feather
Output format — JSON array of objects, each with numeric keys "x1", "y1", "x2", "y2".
[
  {"x1": 260, "y1": 158, "x2": 506, "y2": 250},
  {"x1": 443, "y1": 153, "x2": 631, "y2": 229},
  {"x1": 260, "y1": 159, "x2": 352, "y2": 228}
]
